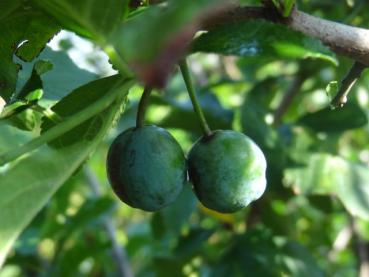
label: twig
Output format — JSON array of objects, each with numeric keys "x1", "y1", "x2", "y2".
[
  {"x1": 84, "y1": 166, "x2": 134, "y2": 277},
  {"x1": 273, "y1": 74, "x2": 306, "y2": 125},
  {"x1": 349, "y1": 214, "x2": 369, "y2": 277},
  {"x1": 330, "y1": 62, "x2": 367, "y2": 109}
]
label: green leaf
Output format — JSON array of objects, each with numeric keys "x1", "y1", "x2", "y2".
[
  {"x1": 336, "y1": 163, "x2": 369, "y2": 220},
  {"x1": 0, "y1": 3, "x2": 59, "y2": 101},
  {"x1": 284, "y1": 154, "x2": 341, "y2": 194},
  {"x1": 297, "y1": 102, "x2": 367, "y2": 133},
  {"x1": 62, "y1": 197, "x2": 115, "y2": 237},
  {"x1": 212, "y1": 229, "x2": 282, "y2": 276},
  {"x1": 192, "y1": 20, "x2": 338, "y2": 66},
  {"x1": 0, "y1": 61, "x2": 50, "y2": 120},
  {"x1": 284, "y1": 153, "x2": 369, "y2": 219},
  {"x1": 113, "y1": 1, "x2": 223, "y2": 63},
  {"x1": 0, "y1": 76, "x2": 132, "y2": 266},
  {"x1": 151, "y1": 184, "x2": 197, "y2": 239},
  {"x1": 241, "y1": 95, "x2": 279, "y2": 150},
  {"x1": 6, "y1": 109, "x2": 40, "y2": 132},
  {"x1": 283, "y1": 0, "x2": 296, "y2": 17},
  {"x1": 281, "y1": 241, "x2": 324, "y2": 277},
  {"x1": 41, "y1": 75, "x2": 126, "y2": 147},
  {"x1": 16, "y1": 47, "x2": 98, "y2": 101},
  {"x1": 0, "y1": 123, "x2": 31, "y2": 153},
  {"x1": 33, "y1": 0, "x2": 129, "y2": 40},
  {"x1": 326, "y1": 80, "x2": 339, "y2": 101},
  {"x1": 0, "y1": 0, "x2": 22, "y2": 20},
  {"x1": 174, "y1": 228, "x2": 214, "y2": 260},
  {"x1": 213, "y1": 229, "x2": 324, "y2": 276},
  {"x1": 111, "y1": 0, "x2": 226, "y2": 86},
  {"x1": 153, "y1": 257, "x2": 184, "y2": 277},
  {"x1": 241, "y1": 82, "x2": 287, "y2": 173}
]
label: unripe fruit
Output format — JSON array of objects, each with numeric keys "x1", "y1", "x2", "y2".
[
  {"x1": 188, "y1": 130, "x2": 267, "y2": 213},
  {"x1": 107, "y1": 125, "x2": 187, "y2": 211}
]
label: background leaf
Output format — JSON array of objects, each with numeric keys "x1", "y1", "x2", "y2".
[
  {"x1": 284, "y1": 153, "x2": 369, "y2": 219},
  {"x1": 0, "y1": 3, "x2": 59, "y2": 101},
  {"x1": 16, "y1": 47, "x2": 98, "y2": 101},
  {"x1": 192, "y1": 20, "x2": 338, "y2": 65},
  {"x1": 297, "y1": 102, "x2": 368, "y2": 133},
  {"x1": 0, "y1": 76, "x2": 132, "y2": 266}
]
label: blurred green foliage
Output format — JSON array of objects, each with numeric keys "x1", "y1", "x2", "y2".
[{"x1": 1, "y1": 0, "x2": 369, "y2": 276}]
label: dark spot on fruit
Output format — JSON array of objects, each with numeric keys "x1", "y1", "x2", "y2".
[
  {"x1": 156, "y1": 194, "x2": 165, "y2": 205},
  {"x1": 128, "y1": 150, "x2": 136, "y2": 167}
]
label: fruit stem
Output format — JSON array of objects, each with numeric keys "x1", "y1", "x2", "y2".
[
  {"x1": 136, "y1": 86, "x2": 152, "y2": 128},
  {"x1": 179, "y1": 59, "x2": 212, "y2": 137}
]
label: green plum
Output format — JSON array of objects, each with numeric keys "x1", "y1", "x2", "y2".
[
  {"x1": 107, "y1": 125, "x2": 187, "y2": 211},
  {"x1": 188, "y1": 130, "x2": 267, "y2": 213}
]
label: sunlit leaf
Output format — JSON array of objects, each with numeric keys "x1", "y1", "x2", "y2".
[{"x1": 285, "y1": 153, "x2": 369, "y2": 219}]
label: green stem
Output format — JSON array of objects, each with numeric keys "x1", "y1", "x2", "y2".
[
  {"x1": 136, "y1": 86, "x2": 152, "y2": 128},
  {"x1": 0, "y1": 79, "x2": 134, "y2": 166},
  {"x1": 330, "y1": 62, "x2": 367, "y2": 109},
  {"x1": 32, "y1": 104, "x2": 63, "y2": 124},
  {"x1": 179, "y1": 59, "x2": 212, "y2": 137}
]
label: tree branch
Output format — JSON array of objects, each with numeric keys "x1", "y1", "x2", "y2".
[
  {"x1": 273, "y1": 74, "x2": 307, "y2": 125},
  {"x1": 330, "y1": 62, "x2": 367, "y2": 108},
  {"x1": 289, "y1": 9, "x2": 369, "y2": 66},
  {"x1": 84, "y1": 167, "x2": 134, "y2": 277},
  {"x1": 202, "y1": 5, "x2": 369, "y2": 66},
  {"x1": 349, "y1": 214, "x2": 369, "y2": 277}
]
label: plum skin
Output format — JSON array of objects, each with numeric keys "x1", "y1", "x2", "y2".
[
  {"x1": 188, "y1": 130, "x2": 267, "y2": 213},
  {"x1": 106, "y1": 125, "x2": 187, "y2": 211}
]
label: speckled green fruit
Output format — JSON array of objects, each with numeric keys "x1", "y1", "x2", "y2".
[
  {"x1": 107, "y1": 125, "x2": 187, "y2": 211},
  {"x1": 188, "y1": 130, "x2": 267, "y2": 213}
]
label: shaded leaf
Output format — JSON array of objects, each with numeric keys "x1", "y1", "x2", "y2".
[
  {"x1": 151, "y1": 184, "x2": 197, "y2": 238},
  {"x1": 192, "y1": 20, "x2": 337, "y2": 65},
  {"x1": 241, "y1": 95, "x2": 279, "y2": 149},
  {"x1": 0, "y1": 3, "x2": 59, "y2": 101},
  {"x1": 112, "y1": 0, "x2": 226, "y2": 86},
  {"x1": 241, "y1": 83, "x2": 287, "y2": 177},
  {"x1": 0, "y1": 61, "x2": 51, "y2": 121},
  {"x1": 33, "y1": 0, "x2": 128, "y2": 39},
  {"x1": 62, "y1": 197, "x2": 115, "y2": 236},
  {"x1": 6, "y1": 109, "x2": 40, "y2": 132},
  {"x1": 281, "y1": 241, "x2": 325, "y2": 277},
  {"x1": 41, "y1": 75, "x2": 125, "y2": 147},
  {"x1": 0, "y1": 123, "x2": 31, "y2": 153},
  {"x1": 297, "y1": 102, "x2": 367, "y2": 133},
  {"x1": 174, "y1": 228, "x2": 214, "y2": 260},
  {"x1": 0, "y1": 77, "x2": 132, "y2": 266}
]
